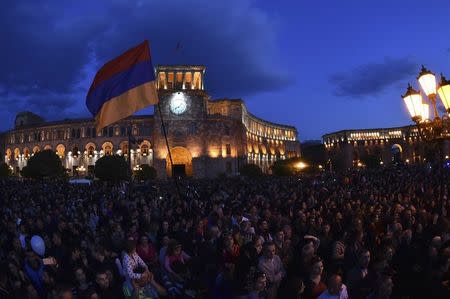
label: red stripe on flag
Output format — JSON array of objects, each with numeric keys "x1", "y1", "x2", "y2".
[{"x1": 87, "y1": 40, "x2": 151, "y2": 96}]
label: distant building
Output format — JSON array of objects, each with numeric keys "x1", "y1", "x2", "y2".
[
  {"x1": 2, "y1": 65, "x2": 301, "y2": 178},
  {"x1": 323, "y1": 125, "x2": 449, "y2": 169}
]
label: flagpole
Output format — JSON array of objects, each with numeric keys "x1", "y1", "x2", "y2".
[
  {"x1": 128, "y1": 130, "x2": 132, "y2": 201},
  {"x1": 157, "y1": 102, "x2": 182, "y2": 200}
]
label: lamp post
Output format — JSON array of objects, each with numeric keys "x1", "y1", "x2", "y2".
[
  {"x1": 402, "y1": 66, "x2": 450, "y2": 143},
  {"x1": 402, "y1": 65, "x2": 450, "y2": 200}
]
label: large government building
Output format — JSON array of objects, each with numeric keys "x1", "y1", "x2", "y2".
[
  {"x1": 323, "y1": 125, "x2": 449, "y2": 169},
  {"x1": 1, "y1": 65, "x2": 301, "y2": 178}
]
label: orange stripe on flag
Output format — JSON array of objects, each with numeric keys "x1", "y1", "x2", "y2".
[{"x1": 95, "y1": 81, "x2": 158, "y2": 132}]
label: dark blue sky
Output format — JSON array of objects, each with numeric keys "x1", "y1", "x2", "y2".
[{"x1": 1, "y1": 0, "x2": 449, "y2": 140}]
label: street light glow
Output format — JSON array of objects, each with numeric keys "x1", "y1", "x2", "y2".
[
  {"x1": 402, "y1": 84, "x2": 423, "y2": 121},
  {"x1": 294, "y1": 161, "x2": 308, "y2": 170},
  {"x1": 418, "y1": 65, "x2": 437, "y2": 97}
]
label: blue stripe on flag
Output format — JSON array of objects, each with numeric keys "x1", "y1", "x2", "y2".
[{"x1": 86, "y1": 59, "x2": 155, "y2": 116}]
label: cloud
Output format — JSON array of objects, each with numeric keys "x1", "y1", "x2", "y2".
[
  {"x1": 329, "y1": 57, "x2": 418, "y2": 98},
  {"x1": 0, "y1": 0, "x2": 289, "y2": 130}
]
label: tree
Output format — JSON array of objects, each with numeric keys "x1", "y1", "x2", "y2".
[
  {"x1": 301, "y1": 143, "x2": 326, "y2": 166},
  {"x1": 360, "y1": 153, "x2": 380, "y2": 169},
  {"x1": 239, "y1": 163, "x2": 263, "y2": 177},
  {"x1": 271, "y1": 157, "x2": 305, "y2": 176},
  {"x1": 329, "y1": 151, "x2": 347, "y2": 173},
  {"x1": 0, "y1": 163, "x2": 11, "y2": 177},
  {"x1": 94, "y1": 155, "x2": 129, "y2": 181},
  {"x1": 135, "y1": 164, "x2": 157, "y2": 181},
  {"x1": 21, "y1": 149, "x2": 65, "y2": 178}
]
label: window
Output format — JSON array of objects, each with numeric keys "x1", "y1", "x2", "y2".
[
  {"x1": 102, "y1": 128, "x2": 107, "y2": 137},
  {"x1": 167, "y1": 72, "x2": 174, "y2": 89},
  {"x1": 120, "y1": 127, "x2": 126, "y2": 136},
  {"x1": 141, "y1": 144, "x2": 149, "y2": 156},
  {"x1": 226, "y1": 144, "x2": 231, "y2": 156},
  {"x1": 104, "y1": 145, "x2": 112, "y2": 156},
  {"x1": 158, "y1": 72, "x2": 167, "y2": 89},
  {"x1": 139, "y1": 126, "x2": 152, "y2": 136},
  {"x1": 87, "y1": 146, "x2": 95, "y2": 157},
  {"x1": 226, "y1": 161, "x2": 232, "y2": 174},
  {"x1": 184, "y1": 72, "x2": 192, "y2": 89},
  {"x1": 108, "y1": 127, "x2": 114, "y2": 137}
]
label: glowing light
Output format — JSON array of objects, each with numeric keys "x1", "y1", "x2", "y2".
[
  {"x1": 402, "y1": 84, "x2": 423, "y2": 121},
  {"x1": 418, "y1": 66, "x2": 436, "y2": 96},
  {"x1": 76, "y1": 165, "x2": 86, "y2": 172},
  {"x1": 294, "y1": 161, "x2": 308, "y2": 170},
  {"x1": 406, "y1": 159, "x2": 410, "y2": 163},
  {"x1": 437, "y1": 75, "x2": 450, "y2": 111}
]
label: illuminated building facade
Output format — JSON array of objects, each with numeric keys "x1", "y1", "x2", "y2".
[
  {"x1": 1, "y1": 65, "x2": 301, "y2": 178},
  {"x1": 323, "y1": 125, "x2": 450, "y2": 169}
]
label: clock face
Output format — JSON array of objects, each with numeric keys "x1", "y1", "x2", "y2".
[{"x1": 169, "y1": 93, "x2": 187, "y2": 115}]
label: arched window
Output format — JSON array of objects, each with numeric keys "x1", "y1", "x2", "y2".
[
  {"x1": 85, "y1": 143, "x2": 96, "y2": 157},
  {"x1": 102, "y1": 142, "x2": 113, "y2": 156},
  {"x1": 72, "y1": 146, "x2": 79, "y2": 157},
  {"x1": 23, "y1": 148, "x2": 30, "y2": 159},
  {"x1": 56, "y1": 144, "x2": 65, "y2": 158},
  {"x1": 120, "y1": 142, "x2": 129, "y2": 155},
  {"x1": 141, "y1": 144, "x2": 149, "y2": 156}
]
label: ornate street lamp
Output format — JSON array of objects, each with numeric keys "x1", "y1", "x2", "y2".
[
  {"x1": 402, "y1": 66, "x2": 450, "y2": 142},
  {"x1": 402, "y1": 66, "x2": 449, "y2": 201}
]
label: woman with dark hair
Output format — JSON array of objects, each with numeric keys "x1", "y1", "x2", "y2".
[
  {"x1": 164, "y1": 240, "x2": 191, "y2": 283},
  {"x1": 136, "y1": 235, "x2": 157, "y2": 267},
  {"x1": 122, "y1": 237, "x2": 166, "y2": 298}
]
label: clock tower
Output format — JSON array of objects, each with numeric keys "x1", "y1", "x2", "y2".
[{"x1": 153, "y1": 65, "x2": 209, "y2": 177}]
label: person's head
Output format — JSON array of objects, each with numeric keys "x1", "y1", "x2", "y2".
[
  {"x1": 283, "y1": 224, "x2": 292, "y2": 239},
  {"x1": 42, "y1": 269, "x2": 56, "y2": 286},
  {"x1": 263, "y1": 241, "x2": 276, "y2": 259},
  {"x1": 125, "y1": 238, "x2": 137, "y2": 254},
  {"x1": 309, "y1": 256, "x2": 324, "y2": 276},
  {"x1": 275, "y1": 230, "x2": 284, "y2": 242},
  {"x1": 55, "y1": 284, "x2": 74, "y2": 299},
  {"x1": 74, "y1": 267, "x2": 86, "y2": 284},
  {"x1": 252, "y1": 235, "x2": 263, "y2": 254},
  {"x1": 52, "y1": 232, "x2": 62, "y2": 246},
  {"x1": 223, "y1": 234, "x2": 234, "y2": 249},
  {"x1": 168, "y1": 240, "x2": 182, "y2": 256},
  {"x1": 161, "y1": 235, "x2": 170, "y2": 247},
  {"x1": 139, "y1": 235, "x2": 149, "y2": 246},
  {"x1": 94, "y1": 246, "x2": 105, "y2": 262},
  {"x1": 358, "y1": 249, "x2": 371, "y2": 268},
  {"x1": 70, "y1": 247, "x2": 81, "y2": 260},
  {"x1": 162, "y1": 220, "x2": 169, "y2": 231},
  {"x1": 95, "y1": 270, "x2": 109, "y2": 289},
  {"x1": 327, "y1": 275, "x2": 343, "y2": 295},
  {"x1": 259, "y1": 220, "x2": 269, "y2": 232}
]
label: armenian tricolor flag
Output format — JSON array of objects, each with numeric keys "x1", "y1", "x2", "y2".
[{"x1": 86, "y1": 40, "x2": 158, "y2": 131}]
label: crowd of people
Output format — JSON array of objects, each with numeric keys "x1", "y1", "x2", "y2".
[{"x1": 0, "y1": 165, "x2": 449, "y2": 299}]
